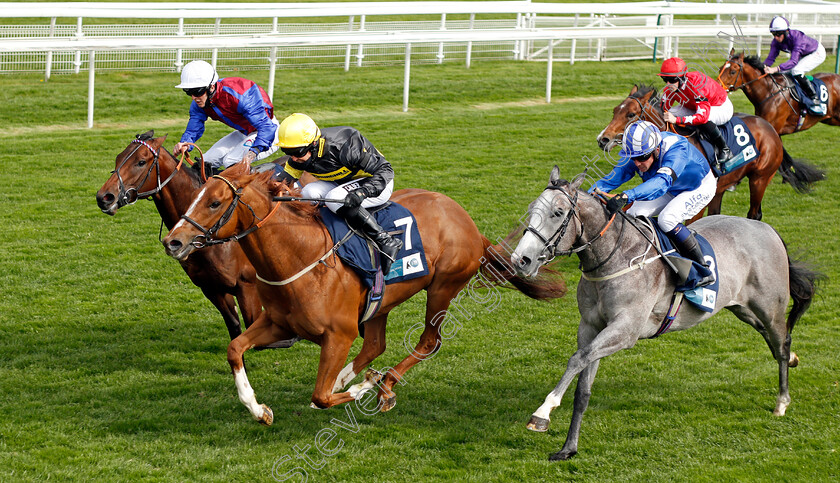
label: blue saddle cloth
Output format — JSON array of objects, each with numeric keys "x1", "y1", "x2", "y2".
[
  {"x1": 320, "y1": 202, "x2": 429, "y2": 289},
  {"x1": 791, "y1": 76, "x2": 828, "y2": 115},
  {"x1": 651, "y1": 226, "x2": 719, "y2": 313},
  {"x1": 697, "y1": 116, "x2": 760, "y2": 175}
]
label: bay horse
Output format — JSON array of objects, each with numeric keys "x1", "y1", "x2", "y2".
[
  {"x1": 597, "y1": 84, "x2": 824, "y2": 221},
  {"x1": 161, "y1": 162, "x2": 566, "y2": 423},
  {"x1": 719, "y1": 51, "x2": 840, "y2": 135},
  {"x1": 95, "y1": 131, "x2": 297, "y2": 348},
  {"x1": 511, "y1": 166, "x2": 821, "y2": 461}
]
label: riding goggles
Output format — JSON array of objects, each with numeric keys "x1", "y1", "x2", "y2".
[
  {"x1": 280, "y1": 145, "x2": 311, "y2": 157},
  {"x1": 631, "y1": 152, "x2": 653, "y2": 163},
  {"x1": 183, "y1": 86, "x2": 209, "y2": 97},
  {"x1": 660, "y1": 76, "x2": 681, "y2": 84}
]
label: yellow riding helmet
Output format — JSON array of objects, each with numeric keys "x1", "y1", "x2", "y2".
[{"x1": 278, "y1": 113, "x2": 321, "y2": 148}]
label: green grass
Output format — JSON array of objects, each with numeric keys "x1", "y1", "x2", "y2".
[{"x1": 1, "y1": 53, "x2": 839, "y2": 482}]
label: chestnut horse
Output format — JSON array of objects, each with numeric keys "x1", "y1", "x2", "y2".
[
  {"x1": 597, "y1": 84, "x2": 824, "y2": 221},
  {"x1": 719, "y1": 51, "x2": 840, "y2": 135},
  {"x1": 162, "y1": 162, "x2": 566, "y2": 424},
  {"x1": 96, "y1": 132, "x2": 297, "y2": 348}
]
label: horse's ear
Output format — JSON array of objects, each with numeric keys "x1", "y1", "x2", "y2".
[
  {"x1": 729, "y1": 47, "x2": 735, "y2": 57},
  {"x1": 570, "y1": 169, "x2": 587, "y2": 190},
  {"x1": 136, "y1": 130, "x2": 154, "y2": 141},
  {"x1": 629, "y1": 84, "x2": 639, "y2": 96},
  {"x1": 225, "y1": 161, "x2": 251, "y2": 179},
  {"x1": 148, "y1": 133, "x2": 168, "y2": 150},
  {"x1": 549, "y1": 165, "x2": 562, "y2": 186}
]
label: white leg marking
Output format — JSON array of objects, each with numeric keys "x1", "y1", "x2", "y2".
[
  {"x1": 233, "y1": 367, "x2": 265, "y2": 420},
  {"x1": 532, "y1": 393, "x2": 563, "y2": 420},
  {"x1": 333, "y1": 363, "x2": 357, "y2": 392},
  {"x1": 348, "y1": 379, "x2": 377, "y2": 400}
]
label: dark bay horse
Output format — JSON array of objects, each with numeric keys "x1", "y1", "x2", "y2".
[
  {"x1": 162, "y1": 162, "x2": 566, "y2": 423},
  {"x1": 597, "y1": 84, "x2": 824, "y2": 220},
  {"x1": 511, "y1": 166, "x2": 821, "y2": 460},
  {"x1": 719, "y1": 51, "x2": 840, "y2": 135},
  {"x1": 95, "y1": 132, "x2": 296, "y2": 348}
]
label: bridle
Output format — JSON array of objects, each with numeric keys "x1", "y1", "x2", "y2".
[
  {"x1": 720, "y1": 56, "x2": 797, "y2": 110},
  {"x1": 525, "y1": 184, "x2": 617, "y2": 266},
  {"x1": 111, "y1": 138, "x2": 185, "y2": 208},
  {"x1": 180, "y1": 175, "x2": 280, "y2": 248}
]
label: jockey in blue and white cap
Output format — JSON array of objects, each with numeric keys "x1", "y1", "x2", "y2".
[{"x1": 590, "y1": 120, "x2": 718, "y2": 285}]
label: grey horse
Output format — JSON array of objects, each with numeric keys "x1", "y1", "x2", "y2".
[{"x1": 510, "y1": 166, "x2": 821, "y2": 461}]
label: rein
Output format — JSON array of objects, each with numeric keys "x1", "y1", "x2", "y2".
[
  {"x1": 180, "y1": 175, "x2": 281, "y2": 248},
  {"x1": 180, "y1": 177, "x2": 354, "y2": 287}
]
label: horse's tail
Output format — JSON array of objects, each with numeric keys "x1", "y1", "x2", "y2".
[
  {"x1": 786, "y1": 254, "x2": 824, "y2": 333},
  {"x1": 479, "y1": 236, "x2": 567, "y2": 301},
  {"x1": 778, "y1": 147, "x2": 826, "y2": 194}
]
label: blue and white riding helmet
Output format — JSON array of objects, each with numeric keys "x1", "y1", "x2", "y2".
[{"x1": 619, "y1": 120, "x2": 662, "y2": 158}]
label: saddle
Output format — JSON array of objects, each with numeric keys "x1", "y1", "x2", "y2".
[
  {"x1": 693, "y1": 117, "x2": 759, "y2": 175},
  {"x1": 320, "y1": 202, "x2": 429, "y2": 326},
  {"x1": 787, "y1": 74, "x2": 828, "y2": 116}
]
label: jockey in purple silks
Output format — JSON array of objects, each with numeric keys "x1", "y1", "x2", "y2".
[{"x1": 763, "y1": 16, "x2": 827, "y2": 115}]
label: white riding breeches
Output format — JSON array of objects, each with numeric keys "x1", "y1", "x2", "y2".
[
  {"x1": 627, "y1": 171, "x2": 718, "y2": 232},
  {"x1": 204, "y1": 117, "x2": 281, "y2": 169},
  {"x1": 301, "y1": 179, "x2": 395, "y2": 213},
  {"x1": 668, "y1": 97, "x2": 734, "y2": 126},
  {"x1": 790, "y1": 43, "x2": 826, "y2": 76}
]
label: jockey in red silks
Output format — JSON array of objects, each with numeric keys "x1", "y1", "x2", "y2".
[
  {"x1": 658, "y1": 57, "x2": 734, "y2": 174},
  {"x1": 763, "y1": 16, "x2": 827, "y2": 115},
  {"x1": 173, "y1": 60, "x2": 281, "y2": 170}
]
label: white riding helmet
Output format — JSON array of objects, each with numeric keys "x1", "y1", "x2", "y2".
[
  {"x1": 175, "y1": 60, "x2": 219, "y2": 89},
  {"x1": 621, "y1": 121, "x2": 662, "y2": 158},
  {"x1": 769, "y1": 16, "x2": 790, "y2": 34}
]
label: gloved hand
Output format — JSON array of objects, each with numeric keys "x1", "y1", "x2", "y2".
[
  {"x1": 344, "y1": 189, "x2": 367, "y2": 209},
  {"x1": 606, "y1": 193, "x2": 629, "y2": 214}
]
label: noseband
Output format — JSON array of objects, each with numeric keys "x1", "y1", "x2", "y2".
[
  {"x1": 112, "y1": 138, "x2": 184, "y2": 207},
  {"x1": 525, "y1": 185, "x2": 618, "y2": 266},
  {"x1": 180, "y1": 175, "x2": 279, "y2": 248}
]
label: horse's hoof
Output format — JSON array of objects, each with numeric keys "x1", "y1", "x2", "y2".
[
  {"x1": 526, "y1": 415, "x2": 550, "y2": 432},
  {"x1": 258, "y1": 404, "x2": 274, "y2": 426},
  {"x1": 549, "y1": 449, "x2": 577, "y2": 461},
  {"x1": 789, "y1": 352, "x2": 799, "y2": 368},
  {"x1": 364, "y1": 368, "x2": 384, "y2": 384},
  {"x1": 379, "y1": 395, "x2": 396, "y2": 412}
]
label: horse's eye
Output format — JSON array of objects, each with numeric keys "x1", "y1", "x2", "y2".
[
  {"x1": 553, "y1": 209, "x2": 564, "y2": 218},
  {"x1": 210, "y1": 201, "x2": 222, "y2": 209},
  {"x1": 137, "y1": 160, "x2": 146, "y2": 167},
  {"x1": 627, "y1": 112, "x2": 636, "y2": 119}
]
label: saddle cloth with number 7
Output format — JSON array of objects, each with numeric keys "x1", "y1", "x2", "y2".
[{"x1": 319, "y1": 202, "x2": 428, "y2": 288}]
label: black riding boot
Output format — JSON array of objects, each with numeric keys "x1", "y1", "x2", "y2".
[
  {"x1": 674, "y1": 231, "x2": 715, "y2": 287},
  {"x1": 793, "y1": 74, "x2": 819, "y2": 104},
  {"x1": 697, "y1": 121, "x2": 731, "y2": 174},
  {"x1": 338, "y1": 206, "x2": 403, "y2": 275}
]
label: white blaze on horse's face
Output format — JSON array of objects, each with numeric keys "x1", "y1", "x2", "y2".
[{"x1": 511, "y1": 189, "x2": 565, "y2": 278}]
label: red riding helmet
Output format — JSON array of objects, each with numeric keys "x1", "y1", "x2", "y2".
[{"x1": 658, "y1": 57, "x2": 688, "y2": 78}]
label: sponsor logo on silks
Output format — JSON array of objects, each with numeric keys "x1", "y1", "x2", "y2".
[
  {"x1": 243, "y1": 139, "x2": 254, "y2": 147},
  {"x1": 385, "y1": 252, "x2": 424, "y2": 280}
]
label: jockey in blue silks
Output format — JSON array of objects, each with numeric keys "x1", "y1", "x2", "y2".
[{"x1": 590, "y1": 120, "x2": 718, "y2": 286}]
